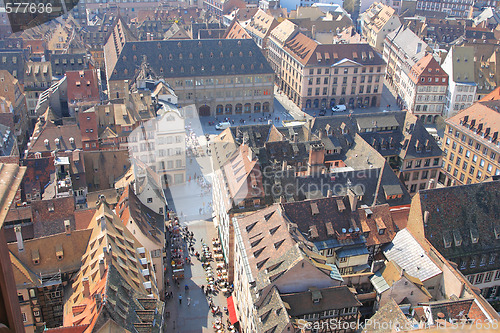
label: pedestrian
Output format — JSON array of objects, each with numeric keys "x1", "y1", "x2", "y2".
[
  {"x1": 179, "y1": 295, "x2": 182, "y2": 304},
  {"x1": 187, "y1": 297, "x2": 191, "y2": 306},
  {"x1": 201, "y1": 285, "x2": 205, "y2": 292}
]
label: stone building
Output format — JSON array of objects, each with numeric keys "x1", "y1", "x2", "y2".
[{"x1": 104, "y1": 38, "x2": 275, "y2": 117}]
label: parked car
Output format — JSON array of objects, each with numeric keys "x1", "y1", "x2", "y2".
[
  {"x1": 332, "y1": 105, "x2": 347, "y2": 112},
  {"x1": 215, "y1": 122, "x2": 231, "y2": 130},
  {"x1": 319, "y1": 109, "x2": 327, "y2": 116}
]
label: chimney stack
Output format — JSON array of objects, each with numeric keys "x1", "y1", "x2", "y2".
[
  {"x1": 99, "y1": 258, "x2": 106, "y2": 278},
  {"x1": 15, "y1": 226, "x2": 23, "y2": 252},
  {"x1": 348, "y1": 189, "x2": 358, "y2": 211},
  {"x1": 64, "y1": 220, "x2": 71, "y2": 235},
  {"x1": 82, "y1": 277, "x2": 90, "y2": 298},
  {"x1": 100, "y1": 216, "x2": 106, "y2": 232}
]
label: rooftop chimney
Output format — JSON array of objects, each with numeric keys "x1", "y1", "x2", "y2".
[
  {"x1": 14, "y1": 226, "x2": 23, "y2": 252},
  {"x1": 64, "y1": 220, "x2": 71, "y2": 235},
  {"x1": 82, "y1": 277, "x2": 90, "y2": 298},
  {"x1": 99, "y1": 258, "x2": 106, "y2": 278},
  {"x1": 348, "y1": 189, "x2": 358, "y2": 212}
]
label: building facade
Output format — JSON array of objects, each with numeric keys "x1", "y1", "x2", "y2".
[
  {"x1": 104, "y1": 39, "x2": 275, "y2": 117},
  {"x1": 361, "y1": 3, "x2": 401, "y2": 52},
  {"x1": 399, "y1": 54, "x2": 448, "y2": 124},
  {"x1": 416, "y1": 0, "x2": 473, "y2": 18},
  {"x1": 441, "y1": 45, "x2": 477, "y2": 119},
  {"x1": 280, "y1": 33, "x2": 386, "y2": 110},
  {"x1": 439, "y1": 100, "x2": 500, "y2": 187}
]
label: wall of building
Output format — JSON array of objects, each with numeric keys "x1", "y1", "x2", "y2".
[{"x1": 379, "y1": 276, "x2": 431, "y2": 307}]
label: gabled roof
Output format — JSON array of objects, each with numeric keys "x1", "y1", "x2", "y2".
[
  {"x1": 386, "y1": 28, "x2": 428, "y2": 67},
  {"x1": 280, "y1": 286, "x2": 361, "y2": 316},
  {"x1": 8, "y1": 228, "x2": 92, "y2": 277},
  {"x1": 237, "y1": 205, "x2": 299, "y2": 277},
  {"x1": 28, "y1": 123, "x2": 83, "y2": 154},
  {"x1": 223, "y1": 144, "x2": 264, "y2": 204},
  {"x1": 379, "y1": 261, "x2": 432, "y2": 299},
  {"x1": 245, "y1": 9, "x2": 278, "y2": 39},
  {"x1": 447, "y1": 100, "x2": 500, "y2": 143},
  {"x1": 284, "y1": 33, "x2": 385, "y2": 67},
  {"x1": 383, "y1": 229, "x2": 442, "y2": 282},
  {"x1": 64, "y1": 200, "x2": 162, "y2": 331},
  {"x1": 362, "y1": 298, "x2": 411, "y2": 332}
]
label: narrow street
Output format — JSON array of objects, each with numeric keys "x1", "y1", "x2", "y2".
[{"x1": 163, "y1": 117, "x2": 234, "y2": 332}]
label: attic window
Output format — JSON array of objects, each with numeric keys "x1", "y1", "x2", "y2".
[
  {"x1": 494, "y1": 225, "x2": 500, "y2": 239},
  {"x1": 453, "y1": 230, "x2": 462, "y2": 246},
  {"x1": 246, "y1": 221, "x2": 258, "y2": 233},
  {"x1": 269, "y1": 226, "x2": 280, "y2": 235},
  {"x1": 443, "y1": 233, "x2": 452, "y2": 248},
  {"x1": 470, "y1": 228, "x2": 479, "y2": 244},
  {"x1": 310, "y1": 203, "x2": 319, "y2": 215},
  {"x1": 274, "y1": 240, "x2": 285, "y2": 249}
]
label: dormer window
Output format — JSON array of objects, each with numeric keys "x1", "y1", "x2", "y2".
[
  {"x1": 453, "y1": 230, "x2": 462, "y2": 246},
  {"x1": 470, "y1": 228, "x2": 479, "y2": 244},
  {"x1": 494, "y1": 225, "x2": 500, "y2": 239},
  {"x1": 443, "y1": 233, "x2": 452, "y2": 248}
]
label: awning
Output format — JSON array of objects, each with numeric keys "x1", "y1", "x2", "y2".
[{"x1": 227, "y1": 296, "x2": 238, "y2": 324}]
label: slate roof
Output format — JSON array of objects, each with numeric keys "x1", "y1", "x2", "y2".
[
  {"x1": 416, "y1": 181, "x2": 500, "y2": 275},
  {"x1": 108, "y1": 39, "x2": 273, "y2": 81},
  {"x1": 399, "y1": 118, "x2": 442, "y2": 160},
  {"x1": 21, "y1": 155, "x2": 54, "y2": 200},
  {"x1": 383, "y1": 229, "x2": 442, "y2": 282},
  {"x1": 31, "y1": 196, "x2": 76, "y2": 238},
  {"x1": 50, "y1": 53, "x2": 88, "y2": 76},
  {"x1": 0, "y1": 49, "x2": 26, "y2": 83},
  {"x1": 281, "y1": 197, "x2": 397, "y2": 248},
  {"x1": 280, "y1": 286, "x2": 361, "y2": 317}
]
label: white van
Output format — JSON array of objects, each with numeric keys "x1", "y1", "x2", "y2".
[
  {"x1": 332, "y1": 104, "x2": 347, "y2": 112},
  {"x1": 215, "y1": 122, "x2": 231, "y2": 130}
]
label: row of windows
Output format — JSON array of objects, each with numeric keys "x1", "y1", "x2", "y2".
[
  {"x1": 174, "y1": 76, "x2": 272, "y2": 87},
  {"x1": 307, "y1": 84, "x2": 380, "y2": 96},
  {"x1": 467, "y1": 270, "x2": 500, "y2": 285},
  {"x1": 405, "y1": 158, "x2": 440, "y2": 169},
  {"x1": 302, "y1": 307, "x2": 357, "y2": 320},
  {"x1": 308, "y1": 75, "x2": 381, "y2": 86},
  {"x1": 308, "y1": 66, "x2": 382, "y2": 75}
]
